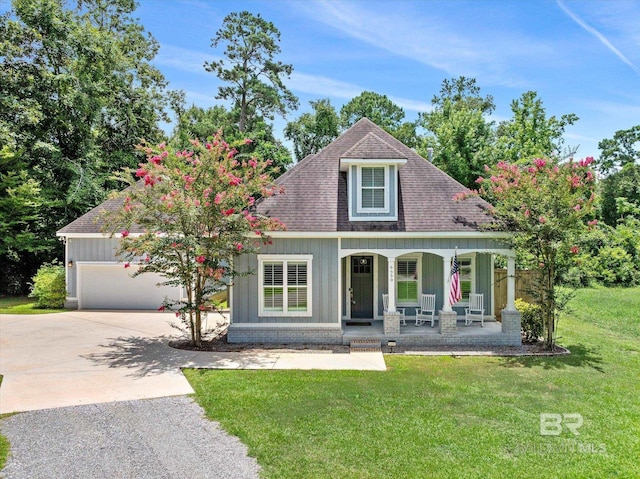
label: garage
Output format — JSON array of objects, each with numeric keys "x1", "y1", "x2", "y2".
[{"x1": 77, "y1": 263, "x2": 182, "y2": 310}]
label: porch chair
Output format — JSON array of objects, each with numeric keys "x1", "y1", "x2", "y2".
[
  {"x1": 464, "y1": 293, "x2": 485, "y2": 327},
  {"x1": 382, "y1": 293, "x2": 406, "y2": 326},
  {"x1": 415, "y1": 293, "x2": 437, "y2": 327}
]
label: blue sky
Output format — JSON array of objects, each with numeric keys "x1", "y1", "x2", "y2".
[
  {"x1": 135, "y1": 0, "x2": 640, "y2": 159},
  {"x1": 6, "y1": 0, "x2": 639, "y2": 158}
]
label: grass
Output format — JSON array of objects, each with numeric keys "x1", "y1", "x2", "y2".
[
  {"x1": 185, "y1": 286, "x2": 640, "y2": 479},
  {"x1": 0, "y1": 296, "x2": 70, "y2": 314}
]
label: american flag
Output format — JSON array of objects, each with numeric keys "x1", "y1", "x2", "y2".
[{"x1": 449, "y1": 253, "x2": 461, "y2": 305}]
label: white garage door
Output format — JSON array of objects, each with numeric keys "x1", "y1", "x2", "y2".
[{"x1": 78, "y1": 264, "x2": 181, "y2": 310}]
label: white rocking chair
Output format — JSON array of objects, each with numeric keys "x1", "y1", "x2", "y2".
[
  {"x1": 415, "y1": 294, "x2": 437, "y2": 327},
  {"x1": 464, "y1": 293, "x2": 485, "y2": 327},
  {"x1": 382, "y1": 293, "x2": 406, "y2": 326}
]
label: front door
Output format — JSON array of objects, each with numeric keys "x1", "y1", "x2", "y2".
[{"x1": 350, "y1": 256, "x2": 374, "y2": 318}]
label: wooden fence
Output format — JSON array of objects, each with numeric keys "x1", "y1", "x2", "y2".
[{"x1": 494, "y1": 269, "x2": 536, "y2": 319}]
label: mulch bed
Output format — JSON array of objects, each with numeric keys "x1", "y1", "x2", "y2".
[{"x1": 169, "y1": 335, "x2": 567, "y2": 357}]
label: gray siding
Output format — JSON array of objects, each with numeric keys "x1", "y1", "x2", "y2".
[
  {"x1": 66, "y1": 237, "x2": 121, "y2": 297},
  {"x1": 423, "y1": 253, "x2": 445, "y2": 312},
  {"x1": 341, "y1": 237, "x2": 505, "y2": 251},
  {"x1": 232, "y1": 238, "x2": 339, "y2": 324}
]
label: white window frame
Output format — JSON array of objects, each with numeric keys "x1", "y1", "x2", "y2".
[
  {"x1": 455, "y1": 254, "x2": 475, "y2": 306},
  {"x1": 258, "y1": 254, "x2": 313, "y2": 317},
  {"x1": 396, "y1": 255, "x2": 422, "y2": 307},
  {"x1": 356, "y1": 165, "x2": 389, "y2": 214}
]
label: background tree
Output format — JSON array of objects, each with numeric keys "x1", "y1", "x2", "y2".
[
  {"x1": 284, "y1": 99, "x2": 339, "y2": 161},
  {"x1": 105, "y1": 133, "x2": 285, "y2": 347},
  {"x1": 466, "y1": 156, "x2": 597, "y2": 349},
  {"x1": 418, "y1": 77, "x2": 495, "y2": 189},
  {"x1": 0, "y1": 0, "x2": 170, "y2": 292},
  {"x1": 205, "y1": 10, "x2": 298, "y2": 133},
  {"x1": 493, "y1": 91, "x2": 578, "y2": 163},
  {"x1": 597, "y1": 125, "x2": 639, "y2": 175},
  {"x1": 170, "y1": 102, "x2": 292, "y2": 174}
]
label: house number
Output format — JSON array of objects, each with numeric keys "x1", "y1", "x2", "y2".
[{"x1": 388, "y1": 263, "x2": 394, "y2": 282}]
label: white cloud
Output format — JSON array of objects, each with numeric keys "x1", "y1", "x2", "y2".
[
  {"x1": 290, "y1": 72, "x2": 432, "y2": 113},
  {"x1": 154, "y1": 45, "x2": 220, "y2": 75},
  {"x1": 557, "y1": 0, "x2": 640, "y2": 77},
  {"x1": 290, "y1": 0, "x2": 549, "y2": 88}
]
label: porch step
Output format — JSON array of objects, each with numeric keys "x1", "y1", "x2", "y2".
[{"x1": 350, "y1": 339, "x2": 382, "y2": 353}]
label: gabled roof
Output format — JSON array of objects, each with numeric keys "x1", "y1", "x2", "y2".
[
  {"x1": 257, "y1": 118, "x2": 493, "y2": 232},
  {"x1": 58, "y1": 118, "x2": 493, "y2": 235}
]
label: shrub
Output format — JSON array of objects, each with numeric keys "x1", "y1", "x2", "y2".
[
  {"x1": 593, "y1": 246, "x2": 638, "y2": 286},
  {"x1": 515, "y1": 298, "x2": 543, "y2": 343},
  {"x1": 29, "y1": 263, "x2": 66, "y2": 308}
]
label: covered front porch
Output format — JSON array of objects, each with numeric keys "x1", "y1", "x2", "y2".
[{"x1": 338, "y1": 237, "x2": 521, "y2": 347}]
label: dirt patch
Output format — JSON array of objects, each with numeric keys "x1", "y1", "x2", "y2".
[{"x1": 168, "y1": 336, "x2": 350, "y2": 354}]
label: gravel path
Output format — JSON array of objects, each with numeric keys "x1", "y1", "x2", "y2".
[{"x1": 0, "y1": 396, "x2": 260, "y2": 479}]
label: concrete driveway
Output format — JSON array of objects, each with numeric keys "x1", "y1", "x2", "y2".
[{"x1": 0, "y1": 311, "x2": 386, "y2": 414}]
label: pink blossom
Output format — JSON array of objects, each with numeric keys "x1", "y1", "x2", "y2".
[
  {"x1": 222, "y1": 208, "x2": 235, "y2": 216},
  {"x1": 205, "y1": 201, "x2": 211, "y2": 207},
  {"x1": 175, "y1": 312, "x2": 180, "y2": 317},
  {"x1": 193, "y1": 199, "x2": 200, "y2": 206},
  {"x1": 145, "y1": 255, "x2": 150, "y2": 262},
  {"x1": 248, "y1": 159, "x2": 257, "y2": 168},
  {"x1": 227, "y1": 149, "x2": 238, "y2": 159},
  {"x1": 247, "y1": 196, "x2": 255, "y2": 206},
  {"x1": 157, "y1": 305, "x2": 165, "y2": 312},
  {"x1": 158, "y1": 142, "x2": 166, "y2": 149},
  {"x1": 136, "y1": 167, "x2": 148, "y2": 177},
  {"x1": 534, "y1": 158, "x2": 547, "y2": 168},
  {"x1": 570, "y1": 246, "x2": 579, "y2": 254},
  {"x1": 524, "y1": 209, "x2": 530, "y2": 218},
  {"x1": 588, "y1": 219, "x2": 598, "y2": 226},
  {"x1": 205, "y1": 143, "x2": 212, "y2": 150},
  {"x1": 539, "y1": 216, "x2": 547, "y2": 224},
  {"x1": 573, "y1": 204, "x2": 581, "y2": 211},
  {"x1": 475, "y1": 176, "x2": 484, "y2": 184},
  {"x1": 528, "y1": 167, "x2": 536, "y2": 174},
  {"x1": 244, "y1": 138, "x2": 253, "y2": 145},
  {"x1": 214, "y1": 193, "x2": 223, "y2": 205},
  {"x1": 198, "y1": 304, "x2": 208, "y2": 311},
  {"x1": 121, "y1": 229, "x2": 129, "y2": 237},
  {"x1": 228, "y1": 174, "x2": 242, "y2": 186},
  {"x1": 196, "y1": 255, "x2": 206, "y2": 264},
  {"x1": 203, "y1": 187, "x2": 213, "y2": 198},
  {"x1": 150, "y1": 155, "x2": 162, "y2": 165},
  {"x1": 236, "y1": 243, "x2": 243, "y2": 251},
  {"x1": 124, "y1": 262, "x2": 130, "y2": 269},
  {"x1": 172, "y1": 242, "x2": 177, "y2": 248}
]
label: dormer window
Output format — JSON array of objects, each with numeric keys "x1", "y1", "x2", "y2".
[
  {"x1": 340, "y1": 158, "x2": 406, "y2": 222},
  {"x1": 358, "y1": 166, "x2": 388, "y2": 213}
]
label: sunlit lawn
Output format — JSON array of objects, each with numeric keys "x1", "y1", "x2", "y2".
[
  {"x1": 0, "y1": 296, "x2": 70, "y2": 315},
  {"x1": 187, "y1": 286, "x2": 639, "y2": 478}
]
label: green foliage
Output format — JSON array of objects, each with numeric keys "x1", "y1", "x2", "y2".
[
  {"x1": 205, "y1": 10, "x2": 298, "y2": 133},
  {"x1": 0, "y1": 0, "x2": 170, "y2": 291},
  {"x1": 29, "y1": 262, "x2": 66, "y2": 309},
  {"x1": 597, "y1": 125, "x2": 639, "y2": 175},
  {"x1": 418, "y1": 77, "x2": 496, "y2": 189},
  {"x1": 493, "y1": 91, "x2": 578, "y2": 163},
  {"x1": 515, "y1": 298, "x2": 543, "y2": 343},
  {"x1": 599, "y1": 163, "x2": 640, "y2": 226},
  {"x1": 170, "y1": 103, "x2": 292, "y2": 174},
  {"x1": 593, "y1": 246, "x2": 637, "y2": 286},
  {"x1": 105, "y1": 133, "x2": 285, "y2": 347},
  {"x1": 285, "y1": 99, "x2": 339, "y2": 161},
  {"x1": 470, "y1": 156, "x2": 597, "y2": 348},
  {"x1": 339, "y1": 91, "x2": 419, "y2": 148}
]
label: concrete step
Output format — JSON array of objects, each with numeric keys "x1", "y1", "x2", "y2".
[{"x1": 349, "y1": 339, "x2": 382, "y2": 352}]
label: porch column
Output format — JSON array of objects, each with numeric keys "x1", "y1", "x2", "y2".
[
  {"x1": 442, "y1": 254, "x2": 453, "y2": 312},
  {"x1": 506, "y1": 256, "x2": 516, "y2": 311},
  {"x1": 387, "y1": 255, "x2": 397, "y2": 312}
]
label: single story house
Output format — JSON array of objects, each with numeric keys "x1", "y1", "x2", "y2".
[{"x1": 57, "y1": 118, "x2": 521, "y2": 346}]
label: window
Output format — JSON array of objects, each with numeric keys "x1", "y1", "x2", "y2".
[
  {"x1": 458, "y1": 256, "x2": 474, "y2": 303},
  {"x1": 361, "y1": 167, "x2": 386, "y2": 209},
  {"x1": 356, "y1": 165, "x2": 389, "y2": 214},
  {"x1": 258, "y1": 255, "x2": 312, "y2": 316},
  {"x1": 396, "y1": 257, "x2": 420, "y2": 306}
]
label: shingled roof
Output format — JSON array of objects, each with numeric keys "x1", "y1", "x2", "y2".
[
  {"x1": 58, "y1": 118, "x2": 493, "y2": 235},
  {"x1": 257, "y1": 118, "x2": 492, "y2": 232}
]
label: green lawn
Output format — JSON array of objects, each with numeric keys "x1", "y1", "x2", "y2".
[
  {"x1": 0, "y1": 296, "x2": 70, "y2": 314},
  {"x1": 0, "y1": 376, "x2": 8, "y2": 470},
  {"x1": 185, "y1": 287, "x2": 640, "y2": 479}
]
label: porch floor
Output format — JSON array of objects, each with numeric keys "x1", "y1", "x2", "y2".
[{"x1": 342, "y1": 319, "x2": 503, "y2": 342}]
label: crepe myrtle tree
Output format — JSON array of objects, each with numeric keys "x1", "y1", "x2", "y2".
[
  {"x1": 105, "y1": 133, "x2": 285, "y2": 347},
  {"x1": 456, "y1": 157, "x2": 597, "y2": 349}
]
